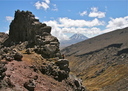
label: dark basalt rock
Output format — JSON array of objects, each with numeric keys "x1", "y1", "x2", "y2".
[
  {"x1": 0, "y1": 48, "x2": 23, "y2": 61},
  {"x1": 66, "y1": 75, "x2": 86, "y2": 91},
  {"x1": 39, "y1": 59, "x2": 70, "y2": 82},
  {"x1": 55, "y1": 59, "x2": 70, "y2": 72},
  {"x1": 6, "y1": 10, "x2": 61, "y2": 58},
  {"x1": 24, "y1": 80, "x2": 36, "y2": 91},
  {"x1": 0, "y1": 61, "x2": 7, "y2": 88},
  {"x1": 13, "y1": 52, "x2": 23, "y2": 61},
  {"x1": 9, "y1": 10, "x2": 49, "y2": 42}
]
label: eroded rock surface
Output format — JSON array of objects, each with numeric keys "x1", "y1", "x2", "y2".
[{"x1": 5, "y1": 10, "x2": 61, "y2": 58}]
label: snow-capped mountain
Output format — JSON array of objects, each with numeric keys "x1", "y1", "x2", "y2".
[{"x1": 60, "y1": 33, "x2": 88, "y2": 49}]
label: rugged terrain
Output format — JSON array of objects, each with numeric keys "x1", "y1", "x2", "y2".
[
  {"x1": 0, "y1": 10, "x2": 85, "y2": 91},
  {"x1": 0, "y1": 33, "x2": 8, "y2": 46},
  {"x1": 61, "y1": 27, "x2": 128, "y2": 91}
]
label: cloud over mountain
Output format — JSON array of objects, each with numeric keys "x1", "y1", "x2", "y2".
[
  {"x1": 44, "y1": 17, "x2": 104, "y2": 40},
  {"x1": 44, "y1": 15, "x2": 128, "y2": 41}
]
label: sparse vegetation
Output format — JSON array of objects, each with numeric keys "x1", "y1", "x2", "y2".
[{"x1": 62, "y1": 27, "x2": 128, "y2": 91}]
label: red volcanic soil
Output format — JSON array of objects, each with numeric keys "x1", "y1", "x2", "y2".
[{"x1": 2, "y1": 60, "x2": 68, "y2": 91}]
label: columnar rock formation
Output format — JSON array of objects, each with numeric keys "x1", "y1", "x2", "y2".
[
  {"x1": 8, "y1": 10, "x2": 61, "y2": 58},
  {"x1": 9, "y1": 10, "x2": 43, "y2": 42}
]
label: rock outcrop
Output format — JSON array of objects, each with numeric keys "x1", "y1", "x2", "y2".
[
  {"x1": 9, "y1": 10, "x2": 41, "y2": 42},
  {"x1": 0, "y1": 33, "x2": 8, "y2": 48},
  {"x1": 39, "y1": 59, "x2": 70, "y2": 82},
  {"x1": 0, "y1": 33, "x2": 8, "y2": 44},
  {"x1": 6, "y1": 10, "x2": 61, "y2": 58},
  {"x1": 0, "y1": 10, "x2": 86, "y2": 91},
  {"x1": 0, "y1": 47, "x2": 23, "y2": 61}
]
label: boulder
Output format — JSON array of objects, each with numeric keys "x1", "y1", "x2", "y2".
[
  {"x1": 55, "y1": 59, "x2": 69, "y2": 71},
  {"x1": 2, "y1": 49, "x2": 23, "y2": 61},
  {"x1": 0, "y1": 61, "x2": 7, "y2": 80},
  {"x1": 26, "y1": 48, "x2": 33, "y2": 54},
  {"x1": 14, "y1": 52, "x2": 23, "y2": 61},
  {"x1": 24, "y1": 80, "x2": 36, "y2": 91},
  {"x1": 67, "y1": 74, "x2": 86, "y2": 91},
  {"x1": 39, "y1": 59, "x2": 70, "y2": 82},
  {"x1": 5, "y1": 55, "x2": 14, "y2": 61}
]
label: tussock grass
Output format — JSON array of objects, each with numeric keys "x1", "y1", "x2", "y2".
[{"x1": 80, "y1": 64, "x2": 128, "y2": 91}]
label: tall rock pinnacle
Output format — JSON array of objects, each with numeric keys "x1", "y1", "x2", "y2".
[
  {"x1": 9, "y1": 10, "x2": 48, "y2": 42},
  {"x1": 8, "y1": 10, "x2": 61, "y2": 58}
]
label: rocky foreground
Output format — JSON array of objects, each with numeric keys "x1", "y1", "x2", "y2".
[{"x1": 0, "y1": 10, "x2": 85, "y2": 91}]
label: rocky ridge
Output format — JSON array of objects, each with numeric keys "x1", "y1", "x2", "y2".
[
  {"x1": 0, "y1": 10, "x2": 85, "y2": 91},
  {"x1": 4, "y1": 10, "x2": 61, "y2": 58}
]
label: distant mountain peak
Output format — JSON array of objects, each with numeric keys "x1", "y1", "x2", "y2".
[
  {"x1": 60, "y1": 33, "x2": 88, "y2": 49},
  {"x1": 70, "y1": 33, "x2": 88, "y2": 40}
]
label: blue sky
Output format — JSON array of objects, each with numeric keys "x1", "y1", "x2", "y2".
[{"x1": 0, "y1": 0, "x2": 128, "y2": 40}]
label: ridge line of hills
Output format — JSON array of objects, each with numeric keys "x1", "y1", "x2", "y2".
[
  {"x1": 61, "y1": 27, "x2": 128, "y2": 91},
  {"x1": 61, "y1": 27, "x2": 128, "y2": 56}
]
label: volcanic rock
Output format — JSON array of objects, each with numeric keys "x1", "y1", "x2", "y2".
[
  {"x1": 0, "y1": 33, "x2": 8, "y2": 44},
  {"x1": 6, "y1": 10, "x2": 61, "y2": 58},
  {"x1": 39, "y1": 59, "x2": 70, "y2": 82}
]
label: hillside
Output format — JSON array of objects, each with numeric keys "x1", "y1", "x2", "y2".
[{"x1": 61, "y1": 27, "x2": 128, "y2": 91}]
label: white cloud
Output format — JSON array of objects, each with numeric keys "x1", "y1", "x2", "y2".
[
  {"x1": 44, "y1": 16, "x2": 128, "y2": 41},
  {"x1": 61, "y1": 27, "x2": 101, "y2": 37},
  {"x1": 34, "y1": 1, "x2": 49, "y2": 10},
  {"x1": 44, "y1": 0, "x2": 50, "y2": 4},
  {"x1": 79, "y1": 11, "x2": 87, "y2": 16},
  {"x1": 5, "y1": 30, "x2": 9, "y2": 34},
  {"x1": 43, "y1": 17, "x2": 105, "y2": 40},
  {"x1": 6, "y1": 16, "x2": 13, "y2": 22},
  {"x1": 35, "y1": 16, "x2": 39, "y2": 19},
  {"x1": 106, "y1": 16, "x2": 128, "y2": 29},
  {"x1": 34, "y1": 0, "x2": 58, "y2": 11},
  {"x1": 89, "y1": 7, "x2": 106, "y2": 18},
  {"x1": 52, "y1": 4, "x2": 58, "y2": 11},
  {"x1": 100, "y1": 16, "x2": 128, "y2": 34},
  {"x1": 58, "y1": 17, "x2": 105, "y2": 27}
]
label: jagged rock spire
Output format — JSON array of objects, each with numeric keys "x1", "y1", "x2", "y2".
[
  {"x1": 9, "y1": 10, "x2": 50, "y2": 42},
  {"x1": 8, "y1": 10, "x2": 61, "y2": 58}
]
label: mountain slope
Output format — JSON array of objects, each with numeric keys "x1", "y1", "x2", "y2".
[
  {"x1": 61, "y1": 27, "x2": 128, "y2": 56},
  {"x1": 60, "y1": 33, "x2": 88, "y2": 49},
  {"x1": 61, "y1": 27, "x2": 128, "y2": 91}
]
